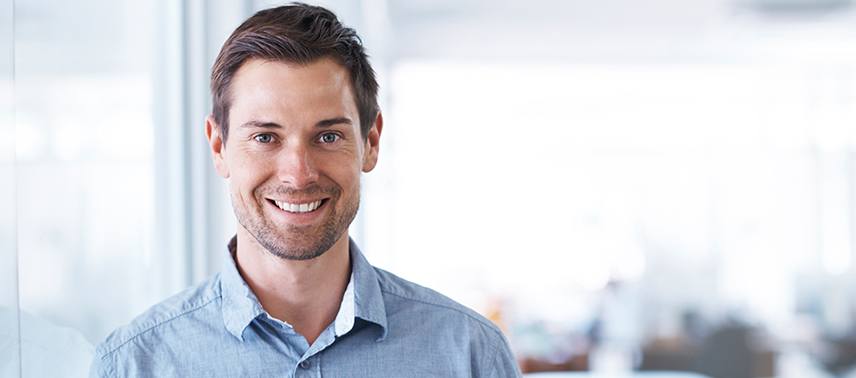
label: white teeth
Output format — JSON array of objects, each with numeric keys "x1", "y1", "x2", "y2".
[{"x1": 274, "y1": 200, "x2": 322, "y2": 213}]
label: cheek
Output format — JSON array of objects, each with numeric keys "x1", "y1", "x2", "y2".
[
  {"x1": 226, "y1": 177, "x2": 250, "y2": 205},
  {"x1": 343, "y1": 171, "x2": 363, "y2": 201},
  {"x1": 227, "y1": 164, "x2": 269, "y2": 201},
  {"x1": 325, "y1": 161, "x2": 362, "y2": 193}
]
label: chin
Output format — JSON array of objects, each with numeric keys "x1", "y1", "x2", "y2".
[{"x1": 261, "y1": 231, "x2": 342, "y2": 261}]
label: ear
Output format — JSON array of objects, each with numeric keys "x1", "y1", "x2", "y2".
[
  {"x1": 206, "y1": 115, "x2": 230, "y2": 178},
  {"x1": 362, "y1": 112, "x2": 383, "y2": 172}
]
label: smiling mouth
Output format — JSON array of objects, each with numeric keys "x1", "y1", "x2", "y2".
[{"x1": 269, "y1": 199, "x2": 327, "y2": 214}]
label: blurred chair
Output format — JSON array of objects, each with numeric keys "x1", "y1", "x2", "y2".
[
  {"x1": 524, "y1": 372, "x2": 711, "y2": 377},
  {"x1": 692, "y1": 323, "x2": 775, "y2": 378},
  {"x1": 519, "y1": 354, "x2": 589, "y2": 374}
]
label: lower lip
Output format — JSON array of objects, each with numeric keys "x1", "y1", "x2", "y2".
[{"x1": 266, "y1": 199, "x2": 329, "y2": 225}]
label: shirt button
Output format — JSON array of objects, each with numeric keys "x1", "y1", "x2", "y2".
[{"x1": 299, "y1": 360, "x2": 311, "y2": 369}]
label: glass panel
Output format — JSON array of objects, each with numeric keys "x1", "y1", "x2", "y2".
[
  {"x1": 0, "y1": 0, "x2": 19, "y2": 376},
  {"x1": 13, "y1": 0, "x2": 164, "y2": 376}
]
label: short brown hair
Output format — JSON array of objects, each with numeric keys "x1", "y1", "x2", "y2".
[{"x1": 210, "y1": 3, "x2": 379, "y2": 142}]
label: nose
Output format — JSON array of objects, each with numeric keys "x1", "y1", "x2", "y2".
[{"x1": 276, "y1": 142, "x2": 319, "y2": 189}]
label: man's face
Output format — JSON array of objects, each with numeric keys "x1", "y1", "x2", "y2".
[{"x1": 206, "y1": 58, "x2": 381, "y2": 260}]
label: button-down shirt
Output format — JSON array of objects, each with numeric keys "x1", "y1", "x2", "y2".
[{"x1": 90, "y1": 238, "x2": 521, "y2": 377}]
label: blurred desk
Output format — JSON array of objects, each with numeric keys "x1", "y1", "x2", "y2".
[{"x1": 524, "y1": 372, "x2": 710, "y2": 378}]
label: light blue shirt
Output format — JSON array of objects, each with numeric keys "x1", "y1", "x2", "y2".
[{"x1": 90, "y1": 238, "x2": 521, "y2": 377}]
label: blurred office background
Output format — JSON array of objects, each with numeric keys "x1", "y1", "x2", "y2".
[{"x1": 3, "y1": 0, "x2": 856, "y2": 377}]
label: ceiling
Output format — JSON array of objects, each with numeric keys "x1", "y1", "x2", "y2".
[{"x1": 379, "y1": 0, "x2": 856, "y2": 62}]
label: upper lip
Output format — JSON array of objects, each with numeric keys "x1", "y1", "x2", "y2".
[{"x1": 267, "y1": 198, "x2": 327, "y2": 204}]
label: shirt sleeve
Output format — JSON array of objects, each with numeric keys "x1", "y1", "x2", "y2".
[
  {"x1": 473, "y1": 325, "x2": 521, "y2": 378},
  {"x1": 89, "y1": 353, "x2": 114, "y2": 378},
  {"x1": 487, "y1": 332, "x2": 522, "y2": 378}
]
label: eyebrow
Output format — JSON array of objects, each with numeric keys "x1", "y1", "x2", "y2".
[
  {"x1": 240, "y1": 120, "x2": 282, "y2": 129},
  {"x1": 316, "y1": 117, "x2": 352, "y2": 128},
  {"x1": 240, "y1": 117, "x2": 353, "y2": 130}
]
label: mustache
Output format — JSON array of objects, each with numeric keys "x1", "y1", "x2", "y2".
[{"x1": 265, "y1": 184, "x2": 340, "y2": 196}]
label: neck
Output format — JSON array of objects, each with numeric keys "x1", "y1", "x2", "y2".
[{"x1": 234, "y1": 227, "x2": 351, "y2": 345}]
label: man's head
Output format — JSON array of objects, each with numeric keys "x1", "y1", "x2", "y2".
[
  {"x1": 206, "y1": 3, "x2": 382, "y2": 261},
  {"x1": 210, "y1": 3, "x2": 379, "y2": 143}
]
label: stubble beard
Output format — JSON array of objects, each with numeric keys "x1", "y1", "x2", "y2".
[{"x1": 232, "y1": 183, "x2": 359, "y2": 261}]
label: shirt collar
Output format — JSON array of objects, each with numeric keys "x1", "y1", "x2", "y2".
[
  {"x1": 348, "y1": 238, "x2": 389, "y2": 341},
  {"x1": 333, "y1": 271, "x2": 355, "y2": 337},
  {"x1": 220, "y1": 236, "x2": 266, "y2": 340},
  {"x1": 219, "y1": 236, "x2": 388, "y2": 341}
]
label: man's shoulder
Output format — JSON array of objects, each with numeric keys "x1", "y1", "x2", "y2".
[
  {"x1": 372, "y1": 267, "x2": 504, "y2": 339},
  {"x1": 94, "y1": 274, "x2": 223, "y2": 359},
  {"x1": 370, "y1": 267, "x2": 521, "y2": 376}
]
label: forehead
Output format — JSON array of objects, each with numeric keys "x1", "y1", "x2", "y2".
[{"x1": 228, "y1": 58, "x2": 358, "y2": 124}]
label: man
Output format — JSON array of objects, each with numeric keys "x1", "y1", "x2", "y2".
[{"x1": 91, "y1": 3, "x2": 520, "y2": 377}]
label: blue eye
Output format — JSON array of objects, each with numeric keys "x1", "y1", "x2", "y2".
[
  {"x1": 254, "y1": 134, "x2": 273, "y2": 143},
  {"x1": 319, "y1": 133, "x2": 340, "y2": 144}
]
